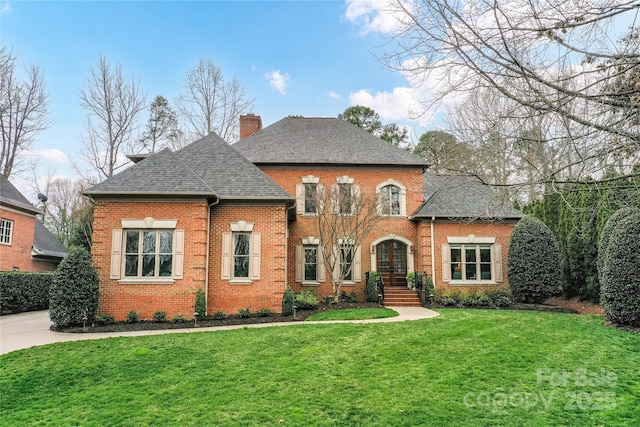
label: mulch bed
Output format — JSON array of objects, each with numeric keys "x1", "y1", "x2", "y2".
[
  {"x1": 60, "y1": 302, "x2": 382, "y2": 333},
  {"x1": 60, "y1": 298, "x2": 639, "y2": 334}
]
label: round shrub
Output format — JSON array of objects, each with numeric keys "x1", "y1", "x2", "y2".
[
  {"x1": 49, "y1": 247, "x2": 99, "y2": 328},
  {"x1": 601, "y1": 212, "x2": 640, "y2": 326},
  {"x1": 295, "y1": 290, "x2": 319, "y2": 310},
  {"x1": 507, "y1": 216, "x2": 563, "y2": 304},
  {"x1": 597, "y1": 207, "x2": 640, "y2": 290}
]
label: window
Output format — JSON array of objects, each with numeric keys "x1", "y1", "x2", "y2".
[
  {"x1": 304, "y1": 246, "x2": 318, "y2": 281},
  {"x1": 222, "y1": 221, "x2": 261, "y2": 283},
  {"x1": 110, "y1": 218, "x2": 183, "y2": 282},
  {"x1": 376, "y1": 179, "x2": 406, "y2": 217},
  {"x1": 0, "y1": 218, "x2": 13, "y2": 244},
  {"x1": 380, "y1": 185, "x2": 401, "y2": 215},
  {"x1": 338, "y1": 183, "x2": 353, "y2": 215},
  {"x1": 233, "y1": 233, "x2": 250, "y2": 278},
  {"x1": 332, "y1": 175, "x2": 358, "y2": 216},
  {"x1": 124, "y1": 230, "x2": 174, "y2": 278},
  {"x1": 304, "y1": 183, "x2": 318, "y2": 214},
  {"x1": 450, "y1": 245, "x2": 492, "y2": 281},
  {"x1": 340, "y1": 244, "x2": 354, "y2": 281},
  {"x1": 296, "y1": 175, "x2": 321, "y2": 216},
  {"x1": 442, "y1": 236, "x2": 502, "y2": 284},
  {"x1": 333, "y1": 241, "x2": 362, "y2": 283},
  {"x1": 295, "y1": 237, "x2": 326, "y2": 284}
]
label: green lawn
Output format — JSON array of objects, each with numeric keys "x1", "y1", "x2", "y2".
[
  {"x1": 1, "y1": 310, "x2": 639, "y2": 426},
  {"x1": 306, "y1": 307, "x2": 399, "y2": 321}
]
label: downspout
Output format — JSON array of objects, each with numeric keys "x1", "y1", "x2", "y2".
[
  {"x1": 284, "y1": 201, "x2": 296, "y2": 292},
  {"x1": 205, "y1": 197, "x2": 220, "y2": 316},
  {"x1": 430, "y1": 217, "x2": 436, "y2": 285}
]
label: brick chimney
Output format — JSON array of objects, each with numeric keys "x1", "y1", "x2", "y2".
[{"x1": 239, "y1": 114, "x2": 262, "y2": 139}]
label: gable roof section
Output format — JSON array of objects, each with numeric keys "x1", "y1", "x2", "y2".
[
  {"x1": 0, "y1": 174, "x2": 41, "y2": 215},
  {"x1": 233, "y1": 117, "x2": 427, "y2": 167},
  {"x1": 412, "y1": 173, "x2": 523, "y2": 220},
  {"x1": 33, "y1": 219, "x2": 69, "y2": 259},
  {"x1": 85, "y1": 133, "x2": 292, "y2": 201}
]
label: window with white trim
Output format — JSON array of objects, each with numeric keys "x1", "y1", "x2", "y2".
[
  {"x1": 340, "y1": 243, "x2": 354, "y2": 281},
  {"x1": 332, "y1": 175, "x2": 359, "y2": 216},
  {"x1": 296, "y1": 175, "x2": 322, "y2": 216},
  {"x1": 124, "y1": 230, "x2": 174, "y2": 278},
  {"x1": 110, "y1": 218, "x2": 184, "y2": 282},
  {"x1": 441, "y1": 236, "x2": 502, "y2": 284},
  {"x1": 0, "y1": 218, "x2": 13, "y2": 245},
  {"x1": 222, "y1": 221, "x2": 261, "y2": 283},
  {"x1": 376, "y1": 179, "x2": 407, "y2": 217},
  {"x1": 332, "y1": 239, "x2": 362, "y2": 284},
  {"x1": 450, "y1": 245, "x2": 492, "y2": 281},
  {"x1": 295, "y1": 237, "x2": 326, "y2": 285}
]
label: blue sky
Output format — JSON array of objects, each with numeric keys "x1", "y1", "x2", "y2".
[{"x1": 1, "y1": 0, "x2": 437, "y2": 198}]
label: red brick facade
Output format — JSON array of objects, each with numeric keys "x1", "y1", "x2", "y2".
[
  {"x1": 0, "y1": 208, "x2": 57, "y2": 272},
  {"x1": 91, "y1": 167, "x2": 517, "y2": 320}
]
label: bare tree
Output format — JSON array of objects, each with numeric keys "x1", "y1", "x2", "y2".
[
  {"x1": 79, "y1": 56, "x2": 145, "y2": 180},
  {"x1": 176, "y1": 58, "x2": 254, "y2": 142},
  {"x1": 380, "y1": 0, "x2": 640, "y2": 188},
  {"x1": 0, "y1": 47, "x2": 50, "y2": 177},
  {"x1": 138, "y1": 95, "x2": 181, "y2": 153},
  {"x1": 312, "y1": 184, "x2": 381, "y2": 302}
]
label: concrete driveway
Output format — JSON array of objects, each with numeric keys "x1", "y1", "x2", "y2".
[{"x1": 0, "y1": 306, "x2": 439, "y2": 355}]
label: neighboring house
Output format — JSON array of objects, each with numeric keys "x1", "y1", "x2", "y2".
[
  {"x1": 0, "y1": 175, "x2": 69, "y2": 272},
  {"x1": 85, "y1": 115, "x2": 522, "y2": 321}
]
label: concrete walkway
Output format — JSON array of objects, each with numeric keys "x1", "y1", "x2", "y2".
[{"x1": 0, "y1": 307, "x2": 439, "y2": 355}]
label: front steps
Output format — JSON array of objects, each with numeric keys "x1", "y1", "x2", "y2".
[{"x1": 382, "y1": 287, "x2": 422, "y2": 307}]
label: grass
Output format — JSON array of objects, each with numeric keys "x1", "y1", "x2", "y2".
[
  {"x1": 2, "y1": 309, "x2": 639, "y2": 426},
  {"x1": 306, "y1": 307, "x2": 399, "y2": 321}
]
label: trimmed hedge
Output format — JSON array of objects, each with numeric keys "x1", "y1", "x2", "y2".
[
  {"x1": 0, "y1": 272, "x2": 53, "y2": 314},
  {"x1": 601, "y1": 211, "x2": 640, "y2": 326},
  {"x1": 507, "y1": 216, "x2": 563, "y2": 304}
]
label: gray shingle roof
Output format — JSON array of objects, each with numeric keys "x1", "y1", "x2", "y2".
[
  {"x1": 0, "y1": 174, "x2": 41, "y2": 214},
  {"x1": 85, "y1": 133, "x2": 293, "y2": 201},
  {"x1": 233, "y1": 117, "x2": 427, "y2": 166},
  {"x1": 33, "y1": 219, "x2": 68, "y2": 259},
  {"x1": 412, "y1": 173, "x2": 523, "y2": 220}
]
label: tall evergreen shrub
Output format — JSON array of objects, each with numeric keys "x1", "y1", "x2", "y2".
[
  {"x1": 597, "y1": 207, "x2": 640, "y2": 288},
  {"x1": 507, "y1": 216, "x2": 563, "y2": 303},
  {"x1": 601, "y1": 211, "x2": 640, "y2": 326},
  {"x1": 49, "y1": 247, "x2": 99, "y2": 328}
]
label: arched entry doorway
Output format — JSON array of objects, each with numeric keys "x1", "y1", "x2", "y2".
[{"x1": 376, "y1": 240, "x2": 408, "y2": 288}]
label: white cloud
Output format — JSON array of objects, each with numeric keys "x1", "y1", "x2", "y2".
[
  {"x1": 1, "y1": 3, "x2": 10, "y2": 14},
  {"x1": 344, "y1": 0, "x2": 411, "y2": 34},
  {"x1": 23, "y1": 148, "x2": 70, "y2": 164},
  {"x1": 329, "y1": 91, "x2": 340, "y2": 99},
  {"x1": 265, "y1": 70, "x2": 290, "y2": 95}
]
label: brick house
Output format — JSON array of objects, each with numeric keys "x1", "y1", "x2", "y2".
[
  {"x1": 85, "y1": 116, "x2": 522, "y2": 321},
  {"x1": 0, "y1": 175, "x2": 68, "y2": 272}
]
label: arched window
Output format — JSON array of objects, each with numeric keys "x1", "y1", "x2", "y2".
[{"x1": 381, "y1": 185, "x2": 401, "y2": 215}]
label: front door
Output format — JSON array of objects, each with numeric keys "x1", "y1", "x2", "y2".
[{"x1": 376, "y1": 240, "x2": 407, "y2": 287}]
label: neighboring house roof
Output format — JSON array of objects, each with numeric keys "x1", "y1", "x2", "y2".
[
  {"x1": 33, "y1": 219, "x2": 69, "y2": 259},
  {"x1": 1, "y1": 174, "x2": 68, "y2": 261},
  {"x1": 0, "y1": 174, "x2": 42, "y2": 215},
  {"x1": 85, "y1": 133, "x2": 293, "y2": 201},
  {"x1": 412, "y1": 173, "x2": 523, "y2": 220},
  {"x1": 233, "y1": 117, "x2": 427, "y2": 167}
]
